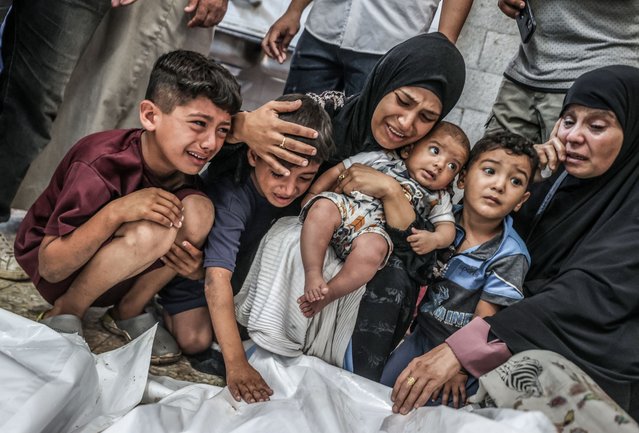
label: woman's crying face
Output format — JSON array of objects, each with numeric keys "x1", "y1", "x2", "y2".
[{"x1": 370, "y1": 86, "x2": 442, "y2": 150}]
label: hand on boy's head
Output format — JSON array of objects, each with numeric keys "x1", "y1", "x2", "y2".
[
  {"x1": 533, "y1": 120, "x2": 567, "y2": 182},
  {"x1": 226, "y1": 363, "x2": 274, "y2": 403},
  {"x1": 184, "y1": 0, "x2": 228, "y2": 28},
  {"x1": 160, "y1": 240, "x2": 204, "y2": 280},
  {"x1": 231, "y1": 100, "x2": 318, "y2": 175},
  {"x1": 112, "y1": 188, "x2": 183, "y2": 228}
]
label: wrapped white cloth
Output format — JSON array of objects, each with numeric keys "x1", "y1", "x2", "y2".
[{"x1": 235, "y1": 217, "x2": 365, "y2": 367}]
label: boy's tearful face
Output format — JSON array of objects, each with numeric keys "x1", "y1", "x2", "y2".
[
  {"x1": 458, "y1": 148, "x2": 532, "y2": 223},
  {"x1": 248, "y1": 150, "x2": 321, "y2": 208},
  {"x1": 143, "y1": 96, "x2": 232, "y2": 176}
]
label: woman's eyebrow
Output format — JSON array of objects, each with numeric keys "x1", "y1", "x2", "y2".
[{"x1": 398, "y1": 89, "x2": 418, "y2": 102}]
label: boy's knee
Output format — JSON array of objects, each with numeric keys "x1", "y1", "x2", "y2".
[
  {"x1": 174, "y1": 326, "x2": 213, "y2": 355},
  {"x1": 119, "y1": 220, "x2": 176, "y2": 258},
  {"x1": 180, "y1": 194, "x2": 214, "y2": 247}
]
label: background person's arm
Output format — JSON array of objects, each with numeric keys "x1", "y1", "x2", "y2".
[
  {"x1": 438, "y1": 0, "x2": 474, "y2": 43},
  {"x1": 261, "y1": 0, "x2": 313, "y2": 63}
]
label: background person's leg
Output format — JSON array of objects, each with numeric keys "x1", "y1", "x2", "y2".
[
  {"x1": 534, "y1": 91, "x2": 565, "y2": 143},
  {"x1": 283, "y1": 30, "x2": 343, "y2": 95},
  {"x1": 484, "y1": 77, "x2": 541, "y2": 143},
  {"x1": 0, "y1": 0, "x2": 109, "y2": 221},
  {"x1": 340, "y1": 49, "x2": 382, "y2": 97}
]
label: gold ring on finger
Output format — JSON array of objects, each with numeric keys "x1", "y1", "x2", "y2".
[
  {"x1": 279, "y1": 137, "x2": 287, "y2": 149},
  {"x1": 338, "y1": 172, "x2": 346, "y2": 182},
  {"x1": 406, "y1": 376, "x2": 416, "y2": 386}
]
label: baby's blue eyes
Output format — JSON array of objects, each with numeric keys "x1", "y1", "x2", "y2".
[
  {"x1": 447, "y1": 162, "x2": 458, "y2": 171},
  {"x1": 429, "y1": 146, "x2": 439, "y2": 155}
]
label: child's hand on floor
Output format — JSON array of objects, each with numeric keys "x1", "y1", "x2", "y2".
[
  {"x1": 161, "y1": 240, "x2": 204, "y2": 280},
  {"x1": 226, "y1": 361, "x2": 274, "y2": 404},
  {"x1": 407, "y1": 227, "x2": 439, "y2": 255},
  {"x1": 111, "y1": 187, "x2": 184, "y2": 228}
]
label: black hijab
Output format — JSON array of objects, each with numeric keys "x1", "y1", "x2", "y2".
[
  {"x1": 329, "y1": 32, "x2": 466, "y2": 162},
  {"x1": 487, "y1": 65, "x2": 639, "y2": 416}
]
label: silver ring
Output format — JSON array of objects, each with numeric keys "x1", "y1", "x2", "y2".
[{"x1": 279, "y1": 137, "x2": 287, "y2": 149}]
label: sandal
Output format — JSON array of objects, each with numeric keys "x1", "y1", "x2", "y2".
[
  {"x1": 101, "y1": 308, "x2": 181, "y2": 365},
  {"x1": 37, "y1": 311, "x2": 84, "y2": 337}
]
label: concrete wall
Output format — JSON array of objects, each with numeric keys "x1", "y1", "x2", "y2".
[{"x1": 447, "y1": 0, "x2": 520, "y2": 145}]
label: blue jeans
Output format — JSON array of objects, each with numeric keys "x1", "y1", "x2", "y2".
[
  {"x1": 283, "y1": 30, "x2": 381, "y2": 97},
  {"x1": 380, "y1": 327, "x2": 479, "y2": 406},
  {"x1": 0, "y1": 0, "x2": 110, "y2": 221}
]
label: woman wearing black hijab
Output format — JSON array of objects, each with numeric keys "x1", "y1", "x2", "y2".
[
  {"x1": 390, "y1": 65, "x2": 639, "y2": 421},
  {"x1": 230, "y1": 32, "x2": 466, "y2": 380}
]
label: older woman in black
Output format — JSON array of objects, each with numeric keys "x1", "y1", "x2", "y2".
[{"x1": 390, "y1": 65, "x2": 639, "y2": 421}]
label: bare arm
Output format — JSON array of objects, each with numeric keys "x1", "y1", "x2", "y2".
[
  {"x1": 261, "y1": 0, "x2": 313, "y2": 63},
  {"x1": 205, "y1": 267, "x2": 273, "y2": 403},
  {"x1": 335, "y1": 163, "x2": 417, "y2": 230},
  {"x1": 301, "y1": 162, "x2": 344, "y2": 206},
  {"x1": 438, "y1": 0, "x2": 474, "y2": 43},
  {"x1": 474, "y1": 299, "x2": 501, "y2": 318},
  {"x1": 38, "y1": 188, "x2": 183, "y2": 283}
]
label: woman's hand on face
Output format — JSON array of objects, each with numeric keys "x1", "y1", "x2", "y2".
[
  {"x1": 533, "y1": 119, "x2": 567, "y2": 182},
  {"x1": 334, "y1": 163, "x2": 401, "y2": 199},
  {"x1": 229, "y1": 99, "x2": 318, "y2": 175},
  {"x1": 391, "y1": 343, "x2": 462, "y2": 414},
  {"x1": 226, "y1": 361, "x2": 274, "y2": 404}
]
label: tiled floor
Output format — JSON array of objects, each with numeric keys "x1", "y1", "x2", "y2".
[{"x1": 0, "y1": 211, "x2": 224, "y2": 387}]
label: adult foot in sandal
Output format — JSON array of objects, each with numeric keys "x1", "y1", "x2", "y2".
[{"x1": 101, "y1": 308, "x2": 181, "y2": 365}]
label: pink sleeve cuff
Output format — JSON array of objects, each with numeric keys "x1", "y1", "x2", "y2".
[{"x1": 445, "y1": 317, "x2": 512, "y2": 378}]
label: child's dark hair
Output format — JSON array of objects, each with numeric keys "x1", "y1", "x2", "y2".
[
  {"x1": 468, "y1": 132, "x2": 540, "y2": 187},
  {"x1": 275, "y1": 93, "x2": 335, "y2": 167},
  {"x1": 429, "y1": 121, "x2": 471, "y2": 156},
  {"x1": 145, "y1": 50, "x2": 242, "y2": 115}
]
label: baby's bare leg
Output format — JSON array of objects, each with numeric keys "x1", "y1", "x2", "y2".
[
  {"x1": 116, "y1": 195, "x2": 214, "y2": 320},
  {"x1": 300, "y1": 198, "x2": 341, "y2": 302},
  {"x1": 300, "y1": 232, "x2": 388, "y2": 317}
]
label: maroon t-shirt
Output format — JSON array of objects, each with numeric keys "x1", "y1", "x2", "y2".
[{"x1": 15, "y1": 129, "x2": 201, "y2": 303}]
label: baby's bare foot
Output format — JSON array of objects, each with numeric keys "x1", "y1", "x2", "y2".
[
  {"x1": 298, "y1": 295, "x2": 331, "y2": 318},
  {"x1": 303, "y1": 273, "x2": 329, "y2": 302}
]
